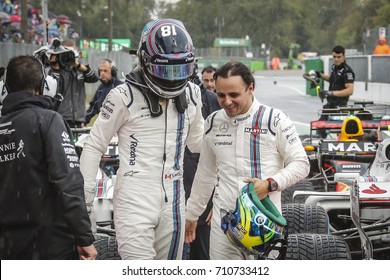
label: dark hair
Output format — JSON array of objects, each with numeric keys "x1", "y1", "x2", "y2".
[
  {"x1": 213, "y1": 60, "x2": 255, "y2": 89},
  {"x1": 6, "y1": 55, "x2": 44, "y2": 93},
  {"x1": 332, "y1": 45, "x2": 345, "y2": 55},
  {"x1": 201, "y1": 65, "x2": 217, "y2": 75}
]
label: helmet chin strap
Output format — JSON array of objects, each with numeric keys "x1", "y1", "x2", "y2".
[
  {"x1": 175, "y1": 88, "x2": 188, "y2": 113},
  {"x1": 126, "y1": 68, "x2": 163, "y2": 118}
]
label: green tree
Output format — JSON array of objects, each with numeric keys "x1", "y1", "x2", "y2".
[
  {"x1": 29, "y1": 0, "x2": 390, "y2": 56},
  {"x1": 31, "y1": 0, "x2": 155, "y2": 48},
  {"x1": 161, "y1": 0, "x2": 390, "y2": 56}
]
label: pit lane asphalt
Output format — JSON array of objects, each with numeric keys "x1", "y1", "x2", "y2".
[{"x1": 253, "y1": 69, "x2": 321, "y2": 135}]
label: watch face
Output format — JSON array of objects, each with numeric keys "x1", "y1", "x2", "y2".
[
  {"x1": 270, "y1": 181, "x2": 278, "y2": 191},
  {"x1": 268, "y1": 179, "x2": 278, "y2": 192}
]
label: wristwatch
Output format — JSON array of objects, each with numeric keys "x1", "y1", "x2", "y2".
[{"x1": 267, "y1": 178, "x2": 278, "y2": 192}]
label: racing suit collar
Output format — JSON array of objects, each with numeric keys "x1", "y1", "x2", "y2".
[{"x1": 229, "y1": 98, "x2": 260, "y2": 126}]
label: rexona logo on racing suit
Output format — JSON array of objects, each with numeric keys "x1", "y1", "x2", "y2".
[
  {"x1": 129, "y1": 134, "x2": 139, "y2": 165},
  {"x1": 321, "y1": 141, "x2": 376, "y2": 153}
]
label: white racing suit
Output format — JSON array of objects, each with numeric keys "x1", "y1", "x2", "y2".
[
  {"x1": 186, "y1": 98, "x2": 310, "y2": 259},
  {"x1": 80, "y1": 81, "x2": 204, "y2": 259}
]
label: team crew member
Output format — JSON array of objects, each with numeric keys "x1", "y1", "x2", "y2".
[
  {"x1": 185, "y1": 61, "x2": 310, "y2": 260},
  {"x1": 85, "y1": 58, "x2": 123, "y2": 125},
  {"x1": 316, "y1": 45, "x2": 355, "y2": 108},
  {"x1": 0, "y1": 55, "x2": 96, "y2": 260},
  {"x1": 80, "y1": 19, "x2": 204, "y2": 260}
]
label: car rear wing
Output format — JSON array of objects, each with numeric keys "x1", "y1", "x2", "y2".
[
  {"x1": 311, "y1": 119, "x2": 390, "y2": 130},
  {"x1": 317, "y1": 141, "x2": 377, "y2": 191},
  {"x1": 319, "y1": 141, "x2": 377, "y2": 162}
]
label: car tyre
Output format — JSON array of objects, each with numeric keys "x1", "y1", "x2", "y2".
[{"x1": 286, "y1": 233, "x2": 351, "y2": 260}]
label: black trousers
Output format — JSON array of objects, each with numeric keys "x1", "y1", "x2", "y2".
[{"x1": 189, "y1": 224, "x2": 210, "y2": 260}]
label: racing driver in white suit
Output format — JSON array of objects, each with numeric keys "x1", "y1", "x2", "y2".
[
  {"x1": 185, "y1": 61, "x2": 310, "y2": 259},
  {"x1": 80, "y1": 19, "x2": 204, "y2": 259}
]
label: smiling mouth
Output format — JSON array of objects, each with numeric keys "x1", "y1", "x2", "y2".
[{"x1": 225, "y1": 104, "x2": 236, "y2": 110}]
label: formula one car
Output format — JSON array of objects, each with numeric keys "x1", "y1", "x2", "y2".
[
  {"x1": 300, "y1": 72, "x2": 390, "y2": 189},
  {"x1": 301, "y1": 72, "x2": 390, "y2": 144},
  {"x1": 282, "y1": 102, "x2": 390, "y2": 206},
  {"x1": 293, "y1": 135, "x2": 390, "y2": 259},
  {"x1": 307, "y1": 105, "x2": 390, "y2": 191}
]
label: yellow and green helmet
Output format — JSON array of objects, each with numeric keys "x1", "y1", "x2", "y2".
[{"x1": 221, "y1": 182, "x2": 287, "y2": 256}]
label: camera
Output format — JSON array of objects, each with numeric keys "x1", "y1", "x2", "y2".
[
  {"x1": 45, "y1": 38, "x2": 76, "y2": 68},
  {"x1": 49, "y1": 38, "x2": 75, "y2": 66},
  {"x1": 57, "y1": 51, "x2": 76, "y2": 67},
  {"x1": 34, "y1": 38, "x2": 76, "y2": 68},
  {"x1": 51, "y1": 38, "x2": 61, "y2": 49},
  {"x1": 33, "y1": 45, "x2": 51, "y2": 67}
]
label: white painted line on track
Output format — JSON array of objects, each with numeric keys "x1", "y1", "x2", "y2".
[{"x1": 276, "y1": 84, "x2": 306, "y2": 96}]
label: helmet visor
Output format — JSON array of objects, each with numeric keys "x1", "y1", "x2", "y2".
[{"x1": 146, "y1": 62, "x2": 194, "y2": 81}]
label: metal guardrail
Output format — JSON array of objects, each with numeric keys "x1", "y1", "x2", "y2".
[
  {"x1": 1, "y1": 42, "x2": 389, "y2": 105},
  {"x1": 324, "y1": 55, "x2": 390, "y2": 84},
  {"x1": 2, "y1": 42, "x2": 389, "y2": 84}
]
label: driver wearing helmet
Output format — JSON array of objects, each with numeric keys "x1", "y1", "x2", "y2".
[
  {"x1": 185, "y1": 61, "x2": 309, "y2": 260},
  {"x1": 80, "y1": 19, "x2": 204, "y2": 260}
]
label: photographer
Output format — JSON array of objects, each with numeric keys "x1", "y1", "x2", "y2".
[
  {"x1": 48, "y1": 39, "x2": 98, "y2": 128},
  {"x1": 32, "y1": 45, "x2": 64, "y2": 111}
]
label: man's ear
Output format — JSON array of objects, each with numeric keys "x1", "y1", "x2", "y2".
[{"x1": 248, "y1": 82, "x2": 254, "y2": 93}]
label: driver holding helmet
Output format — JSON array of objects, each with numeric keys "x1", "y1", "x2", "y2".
[
  {"x1": 80, "y1": 19, "x2": 204, "y2": 260},
  {"x1": 185, "y1": 61, "x2": 309, "y2": 260}
]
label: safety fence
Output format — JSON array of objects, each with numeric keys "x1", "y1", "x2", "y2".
[{"x1": 1, "y1": 42, "x2": 389, "y2": 104}]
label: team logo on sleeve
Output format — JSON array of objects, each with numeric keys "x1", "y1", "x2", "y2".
[
  {"x1": 101, "y1": 98, "x2": 116, "y2": 120},
  {"x1": 273, "y1": 112, "x2": 281, "y2": 127},
  {"x1": 62, "y1": 131, "x2": 70, "y2": 142}
]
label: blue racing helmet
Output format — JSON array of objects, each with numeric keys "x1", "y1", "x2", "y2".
[
  {"x1": 221, "y1": 182, "x2": 287, "y2": 256},
  {"x1": 138, "y1": 18, "x2": 195, "y2": 99}
]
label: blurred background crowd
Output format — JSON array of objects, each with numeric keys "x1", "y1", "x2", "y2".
[{"x1": 0, "y1": 0, "x2": 78, "y2": 45}]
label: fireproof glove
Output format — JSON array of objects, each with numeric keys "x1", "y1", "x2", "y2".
[
  {"x1": 308, "y1": 70, "x2": 317, "y2": 79},
  {"x1": 318, "y1": 89, "x2": 333, "y2": 102}
]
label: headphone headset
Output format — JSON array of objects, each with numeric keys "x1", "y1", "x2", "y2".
[
  {"x1": 98, "y1": 58, "x2": 117, "y2": 77},
  {"x1": 0, "y1": 67, "x2": 8, "y2": 104},
  {"x1": 0, "y1": 57, "x2": 58, "y2": 105}
]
